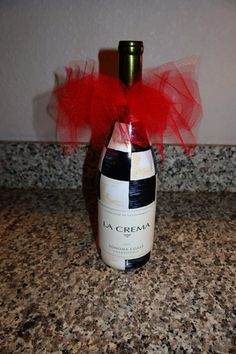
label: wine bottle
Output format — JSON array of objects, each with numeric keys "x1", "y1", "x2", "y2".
[{"x1": 98, "y1": 41, "x2": 157, "y2": 270}]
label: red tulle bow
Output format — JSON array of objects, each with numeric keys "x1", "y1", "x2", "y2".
[{"x1": 53, "y1": 57, "x2": 202, "y2": 157}]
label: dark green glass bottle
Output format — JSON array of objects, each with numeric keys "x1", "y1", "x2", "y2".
[
  {"x1": 98, "y1": 41, "x2": 157, "y2": 270},
  {"x1": 118, "y1": 40, "x2": 143, "y2": 88}
]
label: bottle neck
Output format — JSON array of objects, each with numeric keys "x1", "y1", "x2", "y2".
[
  {"x1": 119, "y1": 52, "x2": 142, "y2": 88},
  {"x1": 118, "y1": 41, "x2": 143, "y2": 88}
]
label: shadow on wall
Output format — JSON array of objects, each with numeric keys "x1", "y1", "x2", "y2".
[
  {"x1": 32, "y1": 91, "x2": 56, "y2": 141},
  {"x1": 32, "y1": 49, "x2": 119, "y2": 142},
  {"x1": 32, "y1": 67, "x2": 67, "y2": 141},
  {"x1": 32, "y1": 49, "x2": 119, "y2": 244},
  {"x1": 83, "y1": 48, "x2": 119, "y2": 246},
  {"x1": 98, "y1": 48, "x2": 119, "y2": 78}
]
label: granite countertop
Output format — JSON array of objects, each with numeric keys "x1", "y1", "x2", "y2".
[{"x1": 0, "y1": 189, "x2": 235, "y2": 354}]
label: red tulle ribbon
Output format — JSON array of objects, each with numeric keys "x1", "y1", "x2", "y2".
[{"x1": 53, "y1": 57, "x2": 202, "y2": 157}]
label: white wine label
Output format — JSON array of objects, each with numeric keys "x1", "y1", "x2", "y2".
[
  {"x1": 99, "y1": 175, "x2": 129, "y2": 209},
  {"x1": 98, "y1": 121, "x2": 157, "y2": 269},
  {"x1": 98, "y1": 200, "x2": 156, "y2": 259},
  {"x1": 131, "y1": 150, "x2": 155, "y2": 180}
]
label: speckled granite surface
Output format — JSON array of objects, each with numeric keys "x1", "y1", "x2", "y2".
[
  {"x1": 0, "y1": 142, "x2": 235, "y2": 192},
  {"x1": 0, "y1": 189, "x2": 235, "y2": 353}
]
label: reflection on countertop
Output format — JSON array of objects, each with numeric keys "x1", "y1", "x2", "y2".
[{"x1": 0, "y1": 189, "x2": 235, "y2": 353}]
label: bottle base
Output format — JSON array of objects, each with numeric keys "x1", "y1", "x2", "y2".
[{"x1": 101, "y1": 251, "x2": 150, "y2": 270}]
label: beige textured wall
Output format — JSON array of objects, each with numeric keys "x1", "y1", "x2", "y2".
[{"x1": 0, "y1": 0, "x2": 236, "y2": 144}]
